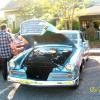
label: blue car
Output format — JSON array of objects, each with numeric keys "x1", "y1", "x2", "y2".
[
  {"x1": 8, "y1": 19, "x2": 89, "y2": 88},
  {"x1": 59, "y1": 30, "x2": 89, "y2": 62}
]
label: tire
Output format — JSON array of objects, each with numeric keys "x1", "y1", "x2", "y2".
[
  {"x1": 2, "y1": 68, "x2": 8, "y2": 81},
  {"x1": 86, "y1": 53, "x2": 89, "y2": 62},
  {"x1": 86, "y1": 57, "x2": 89, "y2": 62},
  {"x1": 2, "y1": 72, "x2": 7, "y2": 80}
]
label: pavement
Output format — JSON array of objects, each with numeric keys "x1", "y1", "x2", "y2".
[
  {"x1": 0, "y1": 56, "x2": 100, "y2": 100},
  {"x1": 89, "y1": 48, "x2": 100, "y2": 56}
]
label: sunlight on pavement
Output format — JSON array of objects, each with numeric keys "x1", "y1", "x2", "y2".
[
  {"x1": 7, "y1": 83, "x2": 20, "y2": 100},
  {"x1": 84, "y1": 56, "x2": 100, "y2": 72}
]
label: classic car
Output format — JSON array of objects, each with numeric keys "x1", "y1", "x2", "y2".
[
  {"x1": 59, "y1": 30, "x2": 89, "y2": 62},
  {"x1": 7, "y1": 19, "x2": 88, "y2": 88}
]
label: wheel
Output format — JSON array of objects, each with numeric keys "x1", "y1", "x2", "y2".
[
  {"x1": 2, "y1": 68, "x2": 8, "y2": 81},
  {"x1": 86, "y1": 53, "x2": 89, "y2": 62},
  {"x1": 86, "y1": 57, "x2": 89, "y2": 62},
  {"x1": 80, "y1": 62, "x2": 84, "y2": 73},
  {"x1": 2, "y1": 72, "x2": 7, "y2": 80}
]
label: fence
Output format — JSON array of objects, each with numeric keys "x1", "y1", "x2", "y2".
[{"x1": 96, "y1": 31, "x2": 100, "y2": 40}]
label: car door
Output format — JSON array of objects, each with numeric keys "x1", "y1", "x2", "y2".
[{"x1": 80, "y1": 32, "x2": 89, "y2": 60}]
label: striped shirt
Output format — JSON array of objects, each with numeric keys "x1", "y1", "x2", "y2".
[{"x1": 0, "y1": 31, "x2": 13, "y2": 58}]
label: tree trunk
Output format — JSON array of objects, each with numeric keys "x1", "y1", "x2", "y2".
[
  {"x1": 64, "y1": 21, "x2": 68, "y2": 30},
  {"x1": 67, "y1": 20, "x2": 73, "y2": 30},
  {"x1": 69, "y1": 20, "x2": 73, "y2": 30}
]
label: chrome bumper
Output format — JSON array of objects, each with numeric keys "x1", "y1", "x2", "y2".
[{"x1": 8, "y1": 76, "x2": 78, "y2": 86}]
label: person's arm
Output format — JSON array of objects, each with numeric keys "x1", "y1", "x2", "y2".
[{"x1": 18, "y1": 35, "x2": 29, "y2": 45}]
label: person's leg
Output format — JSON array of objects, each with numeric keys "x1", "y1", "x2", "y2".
[{"x1": 1, "y1": 58, "x2": 8, "y2": 80}]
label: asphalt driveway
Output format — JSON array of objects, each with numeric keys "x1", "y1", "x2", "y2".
[{"x1": 0, "y1": 56, "x2": 100, "y2": 100}]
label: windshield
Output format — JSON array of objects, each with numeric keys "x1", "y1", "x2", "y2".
[
  {"x1": 64, "y1": 33, "x2": 78, "y2": 44},
  {"x1": 31, "y1": 31, "x2": 75, "y2": 47}
]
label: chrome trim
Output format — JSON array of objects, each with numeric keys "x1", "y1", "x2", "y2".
[{"x1": 8, "y1": 76, "x2": 79, "y2": 86}]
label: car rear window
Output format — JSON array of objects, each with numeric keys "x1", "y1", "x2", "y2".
[{"x1": 64, "y1": 33, "x2": 78, "y2": 43}]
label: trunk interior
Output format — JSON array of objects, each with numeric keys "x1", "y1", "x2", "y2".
[{"x1": 23, "y1": 49, "x2": 72, "y2": 81}]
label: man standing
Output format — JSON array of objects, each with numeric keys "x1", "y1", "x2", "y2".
[{"x1": 0, "y1": 24, "x2": 13, "y2": 80}]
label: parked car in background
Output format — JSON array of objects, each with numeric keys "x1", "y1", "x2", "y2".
[{"x1": 7, "y1": 19, "x2": 89, "y2": 88}]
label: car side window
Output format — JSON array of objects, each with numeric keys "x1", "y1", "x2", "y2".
[{"x1": 80, "y1": 32, "x2": 85, "y2": 42}]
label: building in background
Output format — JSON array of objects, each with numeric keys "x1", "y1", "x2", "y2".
[
  {"x1": 2, "y1": 0, "x2": 24, "y2": 30},
  {"x1": 79, "y1": 1, "x2": 100, "y2": 40}
]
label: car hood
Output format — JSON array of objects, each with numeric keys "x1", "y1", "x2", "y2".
[{"x1": 19, "y1": 19, "x2": 76, "y2": 48}]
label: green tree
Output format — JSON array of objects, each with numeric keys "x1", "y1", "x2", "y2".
[
  {"x1": 53, "y1": 0, "x2": 90, "y2": 29},
  {"x1": 16, "y1": 0, "x2": 55, "y2": 20},
  {"x1": 16, "y1": 0, "x2": 35, "y2": 20},
  {"x1": 14, "y1": 0, "x2": 90, "y2": 29}
]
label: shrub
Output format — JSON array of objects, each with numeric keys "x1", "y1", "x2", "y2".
[
  {"x1": 72, "y1": 20, "x2": 80, "y2": 30},
  {"x1": 12, "y1": 27, "x2": 20, "y2": 33}
]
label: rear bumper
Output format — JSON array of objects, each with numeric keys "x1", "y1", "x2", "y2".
[{"x1": 8, "y1": 76, "x2": 79, "y2": 86}]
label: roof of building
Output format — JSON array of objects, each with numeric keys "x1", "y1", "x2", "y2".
[{"x1": 86, "y1": 5, "x2": 100, "y2": 15}]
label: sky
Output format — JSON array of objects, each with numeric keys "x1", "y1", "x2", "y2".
[
  {"x1": 0, "y1": 0, "x2": 11, "y2": 9},
  {"x1": 0, "y1": 0, "x2": 100, "y2": 10},
  {"x1": 94, "y1": 0, "x2": 100, "y2": 2}
]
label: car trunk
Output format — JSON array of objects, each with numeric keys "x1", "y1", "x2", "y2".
[{"x1": 23, "y1": 46, "x2": 73, "y2": 80}]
